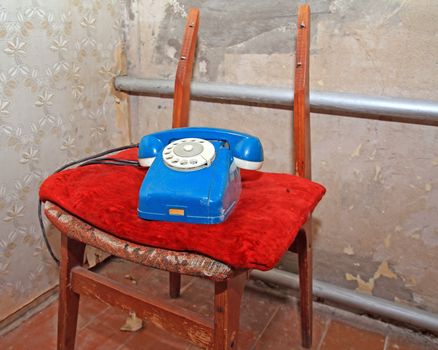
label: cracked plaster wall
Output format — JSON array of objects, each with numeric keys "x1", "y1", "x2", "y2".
[{"x1": 124, "y1": 0, "x2": 438, "y2": 313}]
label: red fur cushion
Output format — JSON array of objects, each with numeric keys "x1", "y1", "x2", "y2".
[{"x1": 39, "y1": 148, "x2": 325, "y2": 270}]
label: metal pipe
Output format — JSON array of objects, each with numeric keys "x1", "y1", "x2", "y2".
[
  {"x1": 250, "y1": 269, "x2": 438, "y2": 334},
  {"x1": 115, "y1": 76, "x2": 438, "y2": 126},
  {"x1": 115, "y1": 75, "x2": 438, "y2": 331}
]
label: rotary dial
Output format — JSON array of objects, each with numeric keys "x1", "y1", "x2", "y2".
[{"x1": 162, "y1": 138, "x2": 215, "y2": 171}]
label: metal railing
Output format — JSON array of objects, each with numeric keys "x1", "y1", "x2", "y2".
[
  {"x1": 115, "y1": 76, "x2": 438, "y2": 126},
  {"x1": 114, "y1": 75, "x2": 438, "y2": 334}
]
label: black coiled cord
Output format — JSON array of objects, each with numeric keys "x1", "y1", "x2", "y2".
[{"x1": 39, "y1": 144, "x2": 139, "y2": 266}]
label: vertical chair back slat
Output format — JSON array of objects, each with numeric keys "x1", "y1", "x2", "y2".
[
  {"x1": 169, "y1": 7, "x2": 200, "y2": 300},
  {"x1": 172, "y1": 8, "x2": 200, "y2": 128},
  {"x1": 293, "y1": 5, "x2": 311, "y2": 180},
  {"x1": 293, "y1": 6, "x2": 314, "y2": 349},
  {"x1": 55, "y1": 6, "x2": 317, "y2": 350}
]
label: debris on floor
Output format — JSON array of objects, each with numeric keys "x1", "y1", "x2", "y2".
[{"x1": 120, "y1": 312, "x2": 143, "y2": 332}]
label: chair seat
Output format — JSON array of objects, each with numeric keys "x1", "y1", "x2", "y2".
[
  {"x1": 40, "y1": 148, "x2": 325, "y2": 271},
  {"x1": 44, "y1": 201, "x2": 235, "y2": 281}
]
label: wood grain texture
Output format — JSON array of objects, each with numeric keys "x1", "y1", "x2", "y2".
[
  {"x1": 293, "y1": 6, "x2": 313, "y2": 349},
  {"x1": 297, "y1": 225, "x2": 313, "y2": 349},
  {"x1": 71, "y1": 267, "x2": 213, "y2": 348},
  {"x1": 52, "y1": 6, "x2": 317, "y2": 350},
  {"x1": 213, "y1": 271, "x2": 248, "y2": 350},
  {"x1": 169, "y1": 271, "x2": 181, "y2": 298},
  {"x1": 172, "y1": 8, "x2": 200, "y2": 128},
  {"x1": 44, "y1": 201, "x2": 235, "y2": 282},
  {"x1": 58, "y1": 235, "x2": 85, "y2": 350},
  {"x1": 293, "y1": 4, "x2": 311, "y2": 180},
  {"x1": 170, "y1": 8, "x2": 200, "y2": 299}
]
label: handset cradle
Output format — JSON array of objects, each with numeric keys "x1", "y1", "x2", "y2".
[{"x1": 137, "y1": 127, "x2": 264, "y2": 224}]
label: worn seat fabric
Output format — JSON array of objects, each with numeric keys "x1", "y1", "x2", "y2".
[{"x1": 39, "y1": 148, "x2": 325, "y2": 270}]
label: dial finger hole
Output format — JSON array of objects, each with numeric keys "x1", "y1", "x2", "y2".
[
  {"x1": 190, "y1": 159, "x2": 198, "y2": 165},
  {"x1": 180, "y1": 160, "x2": 188, "y2": 165},
  {"x1": 171, "y1": 159, "x2": 179, "y2": 164}
]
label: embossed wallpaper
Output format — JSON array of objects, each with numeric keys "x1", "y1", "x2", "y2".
[{"x1": 0, "y1": 0, "x2": 129, "y2": 320}]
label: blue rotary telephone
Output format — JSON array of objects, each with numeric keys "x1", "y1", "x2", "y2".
[{"x1": 137, "y1": 127, "x2": 264, "y2": 224}]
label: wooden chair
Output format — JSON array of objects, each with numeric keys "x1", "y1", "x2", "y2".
[{"x1": 45, "y1": 5, "x2": 314, "y2": 349}]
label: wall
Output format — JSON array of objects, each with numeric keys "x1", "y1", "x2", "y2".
[
  {"x1": 125, "y1": 0, "x2": 438, "y2": 313},
  {"x1": 0, "y1": 0, "x2": 129, "y2": 320}
]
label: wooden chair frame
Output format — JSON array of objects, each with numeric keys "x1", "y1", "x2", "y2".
[{"x1": 50, "y1": 5, "x2": 313, "y2": 350}]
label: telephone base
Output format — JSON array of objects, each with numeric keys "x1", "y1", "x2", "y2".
[
  {"x1": 138, "y1": 199, "x2": 238, "y2": 224},
  {"x1": 138, "y1": 140, "x2": 242, "y2": 224}
]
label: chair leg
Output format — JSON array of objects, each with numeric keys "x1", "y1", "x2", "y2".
[
  {"x1": 213, "y1": 271, "x2": 247, "y2": 350},
  {"x1": 297, "y1": 228, "x2": 313, "y2": 349},
  {"x1": 58, "y1": 235, "x2": 86, "y2": 350},
  {"x1": 169, "y1": 272, "x2": 181, "y2": 298}
]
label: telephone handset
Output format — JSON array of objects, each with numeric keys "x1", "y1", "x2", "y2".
[
  {"x1": 138, "y1": 127, "x2": 264, "y2": 171},
  {"x1": 137, "y1": 127, "x2": 264, "y2": 224}
]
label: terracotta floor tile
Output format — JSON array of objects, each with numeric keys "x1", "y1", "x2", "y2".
[
  {"x1": 239, "y1": 282, "x2": 290, "y2": 349},
  {"x1": 253, "y1": 297, "x2": 329, "y2": 350},
  {"x1": 386, "y1": 333, "x2": 438, "y2": 350},
  {"x1": 97, "y1": 261, "x2": 196, "y2": 301},
  {"x1": 2, "y1": 259, "x2": 436, "y2": 350},
  {"x1": 103, "y1": 269, "x2": 283, "y2": 350},
  {"x1": 162, "y1": 277, "x2": 284, "y2": 349},
  {"x1": 1, "y1": 302, "x2": 57, "y2": 349},
  {"x1": 119, "y1": 322, "x2": 192, "y2": 350},
  {"x1": 77, "y1": 295, "x2": 110, "y2": 330},
  {"x1": 76, "y1": 306, "x2": 135, "y2": 350},
  {"x1": 168, "y1": 276, "x2": 214, "y2": 318},
  {"x1": 1, "y1": 295, "x2": 109, "y2": 350},
  {"x1": 319, "y1": 320, "x2": 385, "y2": 350},
  {"x1": 96, "y1": 258, "x2": 155, "y2": 287}
]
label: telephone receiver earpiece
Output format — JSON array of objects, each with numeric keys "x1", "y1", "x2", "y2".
[
  {"x1": 233, "y1": 137, "x2": 264, "y2": 170},
  {"x1": 138, "y1": 136, "x2": 163, "y2": 167},
  {"x1": 138, "y1": 127, "x2": 264, "y2": 170}
]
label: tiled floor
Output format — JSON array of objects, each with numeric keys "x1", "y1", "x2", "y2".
[{"x1": 1, "y1": 258, "x2": 437, "y2": 350}]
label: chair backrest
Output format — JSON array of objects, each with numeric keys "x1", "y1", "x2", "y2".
[
  {"x1": 172, "y1": 8, "x2": 199, "y2": 128},
  {"x1": 171, "y1": 6, "x2": 311, "y2": 180},
  {"x1": 293, "y1": 5, "x2": 311, "y2": 180}
]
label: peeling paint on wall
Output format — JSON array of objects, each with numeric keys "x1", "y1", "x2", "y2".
[
  {"x1": 346, "y1": 261, "x2": 397, "y2": 295},
  {"x1": 343, "y1": 245, "x2": 355, "y2": 256},
  {"x1": 350, "y1": 143, "x2": 362, "y2": 158},
  {"x1": 125, "y1": 0, "x2": 438, "y2": 313},
  {"x1": 384, "y1": 234, "x2": 391, "y2": 248}
]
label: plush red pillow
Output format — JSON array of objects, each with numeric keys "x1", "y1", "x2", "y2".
[{"x1": 39, "y1": 148, "x2": 325, "y2": 270}]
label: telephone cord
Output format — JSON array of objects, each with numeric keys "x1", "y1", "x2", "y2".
[{"x1": 39, "y1": 144, "x2": 139, "y2": 266}]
